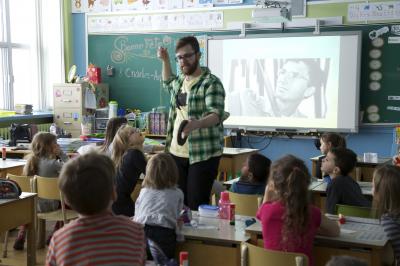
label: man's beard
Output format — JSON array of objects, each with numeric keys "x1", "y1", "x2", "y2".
[{"x1": 180, "y1": 57, "x2": 199, "y2": 75}]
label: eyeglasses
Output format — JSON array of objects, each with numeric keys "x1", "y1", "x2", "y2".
[
  {"x1": 278, "y1": 69, "x2": 309, "y2": 82},
  {"x1": 175, "y1": 52, "x2": 196, "y2": 62}
]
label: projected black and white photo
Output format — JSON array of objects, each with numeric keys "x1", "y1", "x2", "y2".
[
  {"x1": 207, "y1": 33, "x2": 361, "y2": 132},
  {"x1": 226, "y1": 58, "x2": 330, "y2": 119}
]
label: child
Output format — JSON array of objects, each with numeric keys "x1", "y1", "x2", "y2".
[
  {"x1": 230, "y1": 153, "x2": 271, "y2": 195},
  {"x1": 321, "y1": 147, "x2": 371, "y2": 214},
  {"x1": 134, "y1": 153, "x2": 184, "y2": 259},
  {"x1": 373, "y1": 165, "x2": 400, "y2": 263},
  {"x1": 111, "y1": 124, "x2": 146, "y2": 217},
  {"x1": 46, "y1": 152, "x2": 146, "y2": 266},
  {"x1": 257, "y1": 154, "x2": 340, "y2": 266},
  {"x1": 14, "y1": 132, "x2": 68, "y2": 250},
  {"x1": 77, "y1": 117, "x2": 127, "y2": 155},
  {"x1": 316, "y1": 132, "x2": 347, "y2": 181}
]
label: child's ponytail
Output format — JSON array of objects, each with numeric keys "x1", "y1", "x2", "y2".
[{"x1": 270, "y1": 155, "x2": 311, "y2": 250}]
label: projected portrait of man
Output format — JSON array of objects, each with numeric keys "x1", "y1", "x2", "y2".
[
  {"x1": 272, "y1": 59, "x2": 325, "y2": 118},
  {"x1": 225, "y1": 57, "x2": 328, "y2": 119}
]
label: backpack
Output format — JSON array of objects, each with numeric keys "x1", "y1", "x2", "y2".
[
  {"x1": 9, "y1": 123, "x2": 32, "y2": 146},
  {"x1": 0, "y1": 179, "x2": 22, "y2": 199}
]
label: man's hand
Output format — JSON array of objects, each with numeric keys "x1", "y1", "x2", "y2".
[
  {"x1": 182, "y1": 119, "x2": 201, "y2": 138},
  {"x1": 157, "y1": 47, "x2": 169, "y2": 62}
]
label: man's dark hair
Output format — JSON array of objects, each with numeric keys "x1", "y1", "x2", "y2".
[
  {"x1": 248, "y1": 153, "x2": 271, "y2": 183},
  {"x1": 330, "y1": 147, "x2": 357, "y2": 176},
  {"x1": 59, "y1": 152, "x2": 116, "y2": 215},
  {"x1": 175, "y1": 36, "x2": 200, "y2": 54},
  {"x1": 285, "y1": 58, "x2": 323, "y2": 89}
]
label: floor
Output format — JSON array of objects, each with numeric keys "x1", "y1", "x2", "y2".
[{"x1": 0, "y1": 227, "x2": 50, "y2": 266}]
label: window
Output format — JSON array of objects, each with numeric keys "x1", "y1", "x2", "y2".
[{"x1": 0, "y1": 0, "x2": 64, "y2": 111}]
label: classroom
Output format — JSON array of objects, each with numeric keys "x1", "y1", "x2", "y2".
[{"x1": 1, "y1": 0, "x2": 400, "y2": 265}]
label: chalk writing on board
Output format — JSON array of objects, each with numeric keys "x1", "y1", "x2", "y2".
[
  {"x1": 111, "y1": 35, "x2": 174, "y2": 64},
  {"x1": 120, "y1": 68, "x2": 161, "y2": 81}
]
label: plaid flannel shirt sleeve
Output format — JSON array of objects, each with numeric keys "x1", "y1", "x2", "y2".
[{"x1": 204, "y1": 80, "x2": 226, "y2": 122}]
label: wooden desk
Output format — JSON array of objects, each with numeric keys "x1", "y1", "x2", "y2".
[
  {"x1": 245, "y1": 216, "x2": 390, "y2": 266},
  {"x1": 0, "y1": 193, "x2": 37, "y2": 266},
  {"x1": 310, "y1": 156, "x2": 391, "y2": 182},
  {"x1": 178, "y1": 212, "x2": 250, "y2": 266},
  {"x1": 0, "y1": 159, "x2": 26, "y2": 178},
  {"x1": 219, "y1": 148, "x2": 259, "y2": 180}
]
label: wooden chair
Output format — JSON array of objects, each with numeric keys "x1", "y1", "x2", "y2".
[
  {"x1": 2, "y1": 174, "x2": 33, "y2": 258},
  {"x1": 241, "y1": 242, "x2": 309, "y2": 266},
  {"x1": 32, "y1": 175, "x2": 78, "y2": 248},
  {"x1": 228, "y1": 191, "x2": 261, "y2": 217},
  {"x1": 336, "y1": 204, "x2": 375, "y2": 218}
]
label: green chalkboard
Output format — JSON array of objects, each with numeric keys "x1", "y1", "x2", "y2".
[{"x1": 88, "y1": 24, "x2": 400, "y2": 123}]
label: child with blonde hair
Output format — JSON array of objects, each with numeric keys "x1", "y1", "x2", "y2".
[
  {"x1": 111, "y1": 124, "x2": 146, "y2": 217},
  {"x1": 373, "y1": 165, "x2": 400, "y2": 264},
  {"x1": 257, "y1": 155, "x2": 340, "y2": 266},
  {"x1": 14, "y1": 132, "x2": 68, "y2": 250},
  {"x1": 134, "y1": 153, "x2": 184, "y2": 259}
]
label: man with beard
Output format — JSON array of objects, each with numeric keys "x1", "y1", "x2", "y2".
[{"x1": 158, "y1": 36, "x2": 228, "y2": 210}]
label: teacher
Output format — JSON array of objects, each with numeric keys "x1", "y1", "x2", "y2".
[{"x1": 158, "y1": 36, "x2": 228, "y2": 210}]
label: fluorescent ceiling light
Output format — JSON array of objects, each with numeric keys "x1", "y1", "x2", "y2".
[{"x1": 252, "y1": 7, "x2": 291, "y2": 22}]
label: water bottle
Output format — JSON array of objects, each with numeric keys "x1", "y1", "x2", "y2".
[
  {"x1": 108, "y1": 101, "x2": 118, "y2": 119},
  {"x1": 218, "y1": 191, "x2": 231, "y2": 220},
  {"x1": 50, "y1": 123, "x2": 57, "y2": 136}
]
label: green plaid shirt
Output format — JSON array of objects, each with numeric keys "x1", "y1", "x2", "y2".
[{"x1": 163, "y1": 67, "x2": 228, "y2": 164}]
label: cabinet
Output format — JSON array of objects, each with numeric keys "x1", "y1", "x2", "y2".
[{"x1": 53, "y1": 83, "x2": 109, "y2": 137}]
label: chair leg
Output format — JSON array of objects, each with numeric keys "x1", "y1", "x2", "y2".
[
  {"x1": 2, "y1": 231, "x2": 9, "y2": 258},
  {"x1": 36, "y1": 219, "x2": 46, "y2": 249}
]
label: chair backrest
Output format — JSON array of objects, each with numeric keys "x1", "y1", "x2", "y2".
[
  {"x1": 6, "y1": 174, "x2": 33, "y2": 192},
  {"x1": 33, "y1": 175, "x2": 61, "y2": 200},
  {"x1": 241, "y1": 242, "x2": 309, "y2": 266},
  {"x1": 228, "y1": 191, "x2": 261, "y2": 216},
  {"x1": 336, "y1": 204, "x2": 374, "y2": 218}
]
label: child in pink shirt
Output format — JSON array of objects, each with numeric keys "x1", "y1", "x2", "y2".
[{"x1": 257, "y1": 155, "x2": 340, "y2": 266}]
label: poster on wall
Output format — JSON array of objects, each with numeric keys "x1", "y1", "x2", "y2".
[
  {"x1": 348, "y1": 1, "x2": 400, "y2": 22},
  {"x1": 71, "y1": 0, "x2": 88, "y2": 13},
  {"x1": 87, "y1": 0, "x2": 112, "y2": 12}
]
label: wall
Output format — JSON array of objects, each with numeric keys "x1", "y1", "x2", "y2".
[{"x1": 71, "y1": 2, "x2": 399, "y2": 171}]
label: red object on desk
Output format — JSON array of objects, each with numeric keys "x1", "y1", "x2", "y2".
[{"x1": 339, "y1": 214, "x2": 346, "y2": 224}]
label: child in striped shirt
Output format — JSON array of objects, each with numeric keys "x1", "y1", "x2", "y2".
[
  {"x1": 373, "y1": 165, "x2": 400, "y2": 265},
  {"x1": 46, "y1": 152, "x2": 146, "y2": 266}
]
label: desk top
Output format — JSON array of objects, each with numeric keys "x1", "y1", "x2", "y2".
[
  {"x1": 0, "y1": 158, "x2": 26, "y2": 170},
  {"x1": 310, "y1": 155, "x2": 391, "y2": 166},
  {"x1": 245, "y1": 215, "x2": 387, "y2": 249},
  {"x1": 222, "y1": 148, "x2": 259, "y2": 156},
  {"x1": 311, "y1": 179, "x2": 372, "y2": 196},
  {"x1": 182, "y1": 212, "x2": 251, "y2": 244},
  {"x1": 0, "y1": 192, "x2": 36, "y2": 205}
]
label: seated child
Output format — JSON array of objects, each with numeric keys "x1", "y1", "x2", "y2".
[
  {"x1": 257, "y1": 155, "x2": 340, "y2": 266},
  {"x1": 134, "y1": 153, "x2": 184, "y2": 259},
  {"x1": 231, "y1": 153, "x2": 271, "y2": 195},
  {"x1": 14, "y1": 132, "x2": 68, "y2": 250},
  {"x1": 316, "y1": 132, "x2": 346, "y2": 182},
  {"x1": 46, "y1": 152, "x2": 146, "y2": 266},
  {"x1": 373, "y1": 165, "x2": 400, "y2": 264},
  {"x1": 111, "y1": 125, "x2": 146, "y2": 217},
  {"x1": 321, "y1": 147, "x2": 371, "y2": 214}
]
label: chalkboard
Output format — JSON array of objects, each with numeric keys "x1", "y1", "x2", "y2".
[{"x1": 88, "y1": 24, "x2": 400, "y2": 123}]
